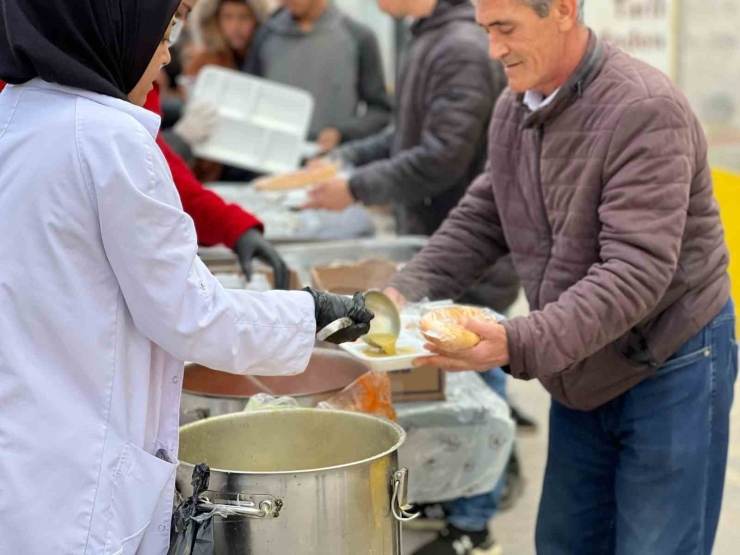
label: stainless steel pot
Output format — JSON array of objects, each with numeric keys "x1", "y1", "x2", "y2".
[
  {"x1": 180, "y1": 349, "x2": 368, "y2": 424},
  {"x1": 177, "y1": 409, "x2": 416, "y2": 554}
]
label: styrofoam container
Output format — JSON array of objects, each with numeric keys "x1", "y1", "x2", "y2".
[
  {"x1": 190, "y1": 66, "x2": 315, "y2": 175},
  {"x1": 339, "y1": 319, "x2": 432, "y2": 372}
]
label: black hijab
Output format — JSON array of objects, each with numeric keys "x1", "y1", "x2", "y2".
[{"x1": 0, "y1": 0, "x2": 181, "y2": 100}]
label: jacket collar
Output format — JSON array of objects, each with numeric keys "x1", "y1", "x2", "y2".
[
  {"x1": 24, "y1": 79, "x2": 161, "y2": 138},
  {"x1": 520, "y1": 30, "x2": 606, "y2": 128}
]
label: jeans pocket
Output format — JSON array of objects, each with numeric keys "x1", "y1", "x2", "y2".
[
  {"x1": 653, "y1": 347, "x2": 710, "y2": 377},
  {"x1": 104, "y1": 443, "x2": 177, "y2": 555}
]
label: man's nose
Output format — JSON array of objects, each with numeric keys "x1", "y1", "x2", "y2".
[{"x1": 488, "y1": 38, "x2": 509, "y2": 61}]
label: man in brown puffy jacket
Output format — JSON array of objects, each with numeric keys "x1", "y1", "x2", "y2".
[{"x1": 386, "y1": 0, "x2": 737, "y2": 554}]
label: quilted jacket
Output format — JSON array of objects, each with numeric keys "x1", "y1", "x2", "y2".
[
  {"x1": 340, "y1": 0, "x2": 505, "y2": 236},
  {"x1": 391, "y1": 33, "x2": 731, "y2": 410}
]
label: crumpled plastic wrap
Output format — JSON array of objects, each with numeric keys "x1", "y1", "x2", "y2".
[
  {"x1": 396, "y1": 371, "x2": 515, "y2": 504},
  {"x1": 206, "y1": 185, "x2": 375, "y2": 242},
  {"x1": 318, "y1": 370, "x2": 397, "y2": 421},
  {"x1": 402, "y1": 301, "x2": 503, "y2": 334},
  {"x1": 244, "y1": 393, "x2": 300, "y2": 412},
  {"x1": 418, "y1": 305, "x2": 501, "y2": 352}
]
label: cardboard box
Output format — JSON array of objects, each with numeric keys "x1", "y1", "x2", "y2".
[
  {"x1": 390, "y1": 366, "x2": 446, "y2": 403},
  {"x1": 310, "y1": 259, "x2": 399, "y2": 295},
  {"x1": 257, "y1": 267, "x2": 303, "y2": 290}
]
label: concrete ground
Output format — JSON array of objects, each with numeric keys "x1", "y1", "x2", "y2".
[{"x1": 403, "y1": 290, "x2": 740, "y2": 554}]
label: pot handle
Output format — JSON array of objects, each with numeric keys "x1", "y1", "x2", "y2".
[
  {"x1": 198, "y1": 498, "x2": 283, "y2": 520},
  {"x1": 391, "y1": 469, "x2": 419, "y2": 522}
]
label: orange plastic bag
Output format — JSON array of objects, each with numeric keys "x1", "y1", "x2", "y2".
[{"x1": 319, "y1": 371, "x2": 397, "y2": 421}]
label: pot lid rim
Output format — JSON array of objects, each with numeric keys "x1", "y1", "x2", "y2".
[{"x1": 178, "y1": 408, "x2": 406, "y2": 476}]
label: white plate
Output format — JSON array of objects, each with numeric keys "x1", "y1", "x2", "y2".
[{"x1": 338, "y1": 327, "x2": 432, "y2": 372}]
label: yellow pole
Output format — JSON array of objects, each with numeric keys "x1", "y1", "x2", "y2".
[{"x1": 712, "y1": 168, "x2": 740, "y2": 335}]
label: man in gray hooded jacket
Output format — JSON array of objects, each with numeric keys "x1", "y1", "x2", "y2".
[
  {"x1": 244, "y1": 0, "x2": 392, "y2": 153},
  {"x1": 305, "y1": 0, "x2": 506, "y2": 238}
]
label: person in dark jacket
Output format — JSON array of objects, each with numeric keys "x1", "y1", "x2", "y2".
[
  {"x1": 304, "y1": 0, "x2": 505, "y2": 239},
  {"x1": 244, "y1": 0, "x2": 392, "y2": 153}
]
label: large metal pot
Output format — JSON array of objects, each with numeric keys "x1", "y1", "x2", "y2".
[
  {"x1": 180, "y1": 349, "x2": 368, "y2": 424},
  {"x1": 177, "y1": 409, "x2": 416, "y2": 554}
]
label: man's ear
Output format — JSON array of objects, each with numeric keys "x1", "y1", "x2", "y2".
[{"x1": 554, "y1": 0, "x2": 579, "y2": 32}]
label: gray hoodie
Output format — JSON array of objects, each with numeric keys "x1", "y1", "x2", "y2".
[{"x1": 244, "y1": 4, "x2": 391, "y2": 142}]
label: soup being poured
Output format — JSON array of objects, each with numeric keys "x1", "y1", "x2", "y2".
[
  {"x1": 362, "y1": 346, "x2": 417, "y2": 358},
  {"x1": 365, "y1": 333, "x2": 398, "y2": 356}
]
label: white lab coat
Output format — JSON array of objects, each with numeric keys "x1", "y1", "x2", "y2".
[{"x1": 0, "y1": 80, "x2": 316, "y2": 555}]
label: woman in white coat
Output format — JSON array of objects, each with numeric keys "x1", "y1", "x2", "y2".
[{"x1": 0, "y1": 1, "x2": 372, "y2": 554}]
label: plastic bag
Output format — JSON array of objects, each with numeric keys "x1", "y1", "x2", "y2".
[
  {"x1": 244, "y1": 393, "x2": 300, "y2": 412},
  {"x1": 396, "y1": 372, "x2": 515, "y2": 504},
  {"x1": 168, "y1": 464, "x2": 216, "y2": 555},
  {"x1": 417, "y1": 304, "x2": 501, "y2": 352},
  {"x1": 319, "y1": 370, "x2": 397, "y2": 420}
]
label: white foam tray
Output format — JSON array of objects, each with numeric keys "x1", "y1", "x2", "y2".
[
  {"x1": 339, "y1": 319, "x2": 432, "y2": 372},
  {"x1": 190, "y1": 66, "x2": 314, "y2": 175}
]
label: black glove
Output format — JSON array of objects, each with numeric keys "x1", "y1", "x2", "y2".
[
  {"x1": 303, "y1": 288, "x2": 374, "y2": 344},
  {"x1": 233, "y1": 229, "x2": 290, "y2": 290}
]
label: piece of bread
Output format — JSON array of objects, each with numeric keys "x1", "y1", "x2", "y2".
[
  {"x1": 253, "y1": 164, "x2": 338, "y2": 191},
  {"x1": 419, "y1": 306, "x2": 491, "y2": 352}
]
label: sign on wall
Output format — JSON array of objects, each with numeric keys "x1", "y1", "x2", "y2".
[
  {"x1": 585, "y1": 0, "x2": 676, "y2": 78},
  {"x1": 679, "y1": 0, "x2": 740, "y2": 129}
]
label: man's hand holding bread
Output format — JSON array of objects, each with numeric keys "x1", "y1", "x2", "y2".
[{"x1": 383, "y1": 287, "x2": 510, "y2": 372}]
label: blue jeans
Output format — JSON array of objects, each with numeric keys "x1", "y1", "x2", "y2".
[
  {"x1": 536, "y1": 300, "x2": 738, "y2": 555},
  {"x1": 443, "y1": 367, "x2": 509, "y2": 532}
]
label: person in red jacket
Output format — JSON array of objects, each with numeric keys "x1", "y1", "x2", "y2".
[
  {"x1": 0, "y1": 73, "x2": 289, "y2": 288},
  {"x1": 144, "y1": 83, "x2": 290, "y2": 288}
]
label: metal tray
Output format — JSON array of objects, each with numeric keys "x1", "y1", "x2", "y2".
[
  {"x1": 199, "y1": 236, "x2": 428, "y2": 287},
  {"x1": 205, "y1": 183, "x2": 375, "y2": 243}
]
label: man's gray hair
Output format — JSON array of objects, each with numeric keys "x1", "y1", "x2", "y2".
[{"x1": 522, "y1": 0, "x2": 585, "y2": 23}]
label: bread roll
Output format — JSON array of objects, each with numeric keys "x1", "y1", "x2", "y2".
[
  {"x1": 254, "y1": 164, "x2": 338, "y2": 191},
  {"x1": 419, "y1": 306, "x2": 491, "y2": 352}
]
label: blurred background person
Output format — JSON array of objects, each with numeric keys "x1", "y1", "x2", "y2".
[
  {"x1": 186, "y1": 0, "x2": 259, "y2": 75},
  {"x1": 304, "y1": 0, "x2": 501, "y2": 238},
  {"x1": 179, "y1": 0, "x2": 262, "y2": 182},
  {"x1": 244, "y1": 0, "x2": 392, "y2": 153}
]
